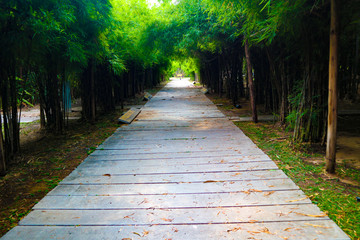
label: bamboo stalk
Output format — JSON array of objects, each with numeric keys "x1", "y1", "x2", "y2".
[
  {"x1": 244, "y1": 38, "x2": 258, "y2": 123},
  {"x1": 325, "y1": 0, "x2": 339, "y2": 173}
]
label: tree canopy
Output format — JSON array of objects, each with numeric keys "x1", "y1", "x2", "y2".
[{"x1": 1, "y1": 0, "x2": 359, "y2": 175}]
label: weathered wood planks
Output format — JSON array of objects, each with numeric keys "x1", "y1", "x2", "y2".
[{"x1": 0, "y1": 78, "x2": 349, "y2": 240}]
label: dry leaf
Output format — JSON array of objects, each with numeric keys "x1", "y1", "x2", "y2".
[
  {"x1": 142, "y1": 230, "x2": 150, "y2": 236},
  {"x1": 124, "y1": 213, "x2": 135, "y2": 221},
  {"x1": 132, "y1": 232, "x2": 141, "y2": 237},
  {"x1": 260, "y1": 227, "x2": 273, "y2": 235},
  {"x1": 286, "y1": 197, "x2": 308, "y2": 203},
  {"x1": 249, "y1": 189, "x2": 262, "y2": 192},
  {"x1": 161, "y1": 218, "x2": 173, "y2": 222},
  {"x1": 172, "y1": 227, "x2": 179, "y2": 232},
  {"x1": 294, "y1": 212, "x2": 326, "y2": 218},
  {"x1": 103, "y1": 174, "x2": 111, "y2": 177},
  {"x1": 231, "y1": 173, "x2": 242, "y2": 176},
  {"x1": 283, "y1": 227, "x2": 292, "y2": 232},
  {"x1": 122, "y1": 238, "x2": 132, "y2": 240},
  {"x1": 249, "y1": 220, "x2": 259, "y2": 223},
  {"x1": 227, "y1": 227, "x2": 241, "y2": 232},
  {"x1": 263, "y1": 191, "x2": 275, "y2": 196},
  {"x1": 204, "y1": 180, "x2": 223, "y2": 183},
  {"x1": 304, "y1": 223, "x2": 331, "y2": 229},
  {"x1": 244, "y1": 189, "x2": 262, "y2": 194},
  {"x1": 138, "y1": 198, "x2": 149, "y2": 205},
  {"x1": 247, "y1": 230, "x2": 261, "y2": 235}
]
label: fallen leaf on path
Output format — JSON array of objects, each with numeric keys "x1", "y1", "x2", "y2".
[
  {"x1": 204, "y1": 180, "x2": 223, "y2": 183},
  {"x1": 263, "y1": 191, "x2": 275, "y2": 196},
  {"x1": 172, "y1": 227, "x2": 179, "y2": 232},
  {"x1": 249, "y1": 189, "x2": 263, "y2": 192},
  {"x1": 142, "y1": 230, "x2": 150, "y2": 236},
  {"x1": 277, "y1": 211, "x2": 293, "y2": 217},
  {"x1": 260, "y1": 227, "x2": 273, "y2": 234},
  {"x1": 286, "y1": 197, "x2": 308, "y2": 202},
  {"x1": 244, "y1": 189, "x2": 263, "y2": 194},
  {"x1": 247, "y1": 230, "x2": 261, "y2": 235},
  {"x1": 161, "y1": 218, "x2": 173, "y2": 222},
  {"x1": 231, "y1": 173, "x2": 242, "y2": 176},
  {"x1": 138, "y1": 198, "x2": 149, "y2": 205},
  {"x1": 227, "y1": 227, "x2": 241, "y2": 232},
  {"x1": 304, "y1": 223, "x2": 331, "y2": 229},
  {"x1": 294, "y1": 212, "x2": 326, "y2": 218},
  {"x1": 124, "y1": 213, "x2": 135, "y2": 221},
  {"x1": 103, "y1": 174, "x2": 111, "y2": 177},
  {"x1": 133, "y1": 232, "x2": 141, "y2": 237}
]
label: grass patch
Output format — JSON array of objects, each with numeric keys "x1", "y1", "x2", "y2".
[{"x1": 234, "y1": 121, "x2": 359, "y2": 239}]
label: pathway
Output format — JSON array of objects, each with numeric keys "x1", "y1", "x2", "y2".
[{"x1": 1, "y1": 79, "x2": 349, "y2": 239}]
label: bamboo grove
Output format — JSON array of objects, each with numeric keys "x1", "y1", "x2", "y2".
[{"x1": 0, "y1": 0, "x2": 359, "y2": 175}]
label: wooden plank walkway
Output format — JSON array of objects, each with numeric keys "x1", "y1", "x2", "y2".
[{"x1": 1, "y1": 79, "x2": 349, "y2": 239}]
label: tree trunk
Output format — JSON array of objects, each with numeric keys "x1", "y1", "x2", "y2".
[
  {"x1": 244, "y1": 38, "x2": 258, "y2": 123},
  {"x1": 0, "y1": 105, "x2": 6, "y2": 176},
  {"x1": 9, "y1": 72, "x2": 19, "y2": 153},
  {"x1": 326, "y1": 0, "x2": 339, "y2": 173},
  {"x1": 91, "y1": 59, "x2": 96, "y2": 123}
]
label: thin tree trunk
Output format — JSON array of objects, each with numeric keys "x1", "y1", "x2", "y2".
[
  {"x1": 244, "y1": 38, "x2": 258, "y2": 123},
  {"x1": 0, "y1": 102, "x2": 6, "y2": 176},
  {"x1": 326, "y1": 0, "x2": 339, "y2": 173},
  {"x1": 91, "y1": 59, "x2": 96, "y2": 123},
  {"x1": 9, "y1": 69, "x2": 19, "y2": 154}
]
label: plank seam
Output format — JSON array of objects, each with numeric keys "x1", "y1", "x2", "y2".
[
  {"x1": 47, "y1": 188, "x2": 301, "y2": 196},
  {"x1": 59, "y1": 177, "x2": 291, "y2": 185},
  {"x1": 19, "y1": 218, "x2": 332, "y2": 227},
  {"x1": 33, "y1": 202, "x2": 313, "y2": 211}
]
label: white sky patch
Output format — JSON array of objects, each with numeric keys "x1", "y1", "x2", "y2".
[
  {"x1": 146, "y1": 0, "x2": 178, "y2": 8},
  {"x1": 146, "y1": 0, "x2": 160, "y2": 7}
]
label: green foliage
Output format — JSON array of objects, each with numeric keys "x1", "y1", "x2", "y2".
[{"x1": 167, "y1": 58, "x2": 199, "y2": 77}]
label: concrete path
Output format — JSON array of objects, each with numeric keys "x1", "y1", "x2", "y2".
[{"x1": 1, "y1": 79, "x2": 349, "y2": 239}]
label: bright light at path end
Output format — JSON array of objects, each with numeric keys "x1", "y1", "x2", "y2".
[
  {"x1": 146, "y1": 0, "x2": 160, "y2": 7},
  {"x1": 146, "y1": 0, "x2": 179, "y2": 7}
]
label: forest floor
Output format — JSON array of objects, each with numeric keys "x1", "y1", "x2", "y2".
[
  {"x1": 0, "y1": 85, "x2": 165, "y2": 237},
  {"x1": 206, "y1": 93, "x2": 360, "y2": 239}
]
